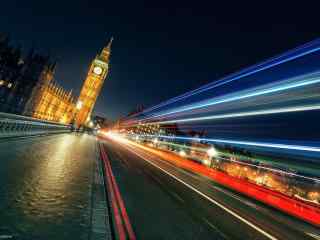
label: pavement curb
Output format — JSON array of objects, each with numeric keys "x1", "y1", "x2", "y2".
[{"x1": 89, "y1": 140, "x2": 113, "y2": 240}]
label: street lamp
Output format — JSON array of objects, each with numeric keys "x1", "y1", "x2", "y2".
[
  {"x1": 179, "y1": 150, "x2": 186, "y2": 157},
  {"x1": 76, "y1": 100, "x2": 83, "y2": 110},
  {"x1": 72, "y1": 100, "x2": 83, "y2": 130},
  {"x1": 207, "y1": 147, "x2": 218, "y2": 157},
  {"x1": 207, "y1": 146, "x2": 218, "y2": 168}
]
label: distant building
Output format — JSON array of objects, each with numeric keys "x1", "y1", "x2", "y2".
[
  {"x1": 92, "y1": 115, "x2": 113, "y2": 128},
  {"x1": 29, "y1": 39, "x2": 113, "y2": 125},
  {"x1": 126, "y1": 105, "x2": 144, "y2": 117},
  {"x1": 0, "y1": 33, "x2": 113, "y2": 125},
  {"x1": 23, "y1": 60, "x2": 75, "y2": 123},
  {"x1": 0, "y1": 33, "x2": 76, "y2": 121},
  {"x1": 0, "y1": 33, "x2": 28, "y2": 114}
]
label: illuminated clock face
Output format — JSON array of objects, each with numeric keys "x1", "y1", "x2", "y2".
[{"x1": 93, "y1": 66, "x2": 103, "y2": 75}]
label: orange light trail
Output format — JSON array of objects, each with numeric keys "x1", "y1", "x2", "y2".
[{"x1": 105, "y1": 133, "x2": 320, "y2": 227}]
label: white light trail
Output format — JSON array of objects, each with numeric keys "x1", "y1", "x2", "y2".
[
  {"x1": 153, "y1": 104, "x2": 320, "y2": 124},
  {"x1": 141, "y1": 73, "x2": 320, "y2": 121},
  {"x1": 130, "y1": 40, "x2": 320, "y2": 118},
  {"x1": 140, "y1": 134, "x2": 320, "y2": 153},
  {"x1": 121, "y1": 135, "x2": 319, "y2": 183},
  {"x1": 120, "y1": 141, "x2": 278, "y2": 240}
]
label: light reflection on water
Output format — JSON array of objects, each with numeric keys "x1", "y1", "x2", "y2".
[{"x1": 0, "y1": 134, "x2": 96, "y2": 240}]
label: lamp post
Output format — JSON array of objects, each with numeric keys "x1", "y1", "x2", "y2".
[
  {"x1": 72, "y1": 100, "x2": 83, "y2": 130},
  {"x1": 88, "y1": 121, "x2": 94, "y2": 128},
  {"x1": 153, "y1": 138, "x2": 158, "y2": 147},
  {"x1": 76, "y1": 100, "x2": 83, "y2": 111},
  {"x1": 179, "y1": 150, "x2": 186, "y2": 157}
]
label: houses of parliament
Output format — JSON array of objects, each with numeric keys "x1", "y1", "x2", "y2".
[{"x1": 0, "y1": 33, "x2": 111, "y2": 126}]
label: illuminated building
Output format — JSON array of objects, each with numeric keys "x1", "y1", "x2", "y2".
[
  {"x1": 75, "y1": 38, "x2": 113, "y2": 126},
  {"x1": 30, "y1": 82, "x2": 75, "y2": 123},
  {"x1": 23, "y1": 61, "x2": 75, "y2": 123},
  {"x1": 0, "y1": 33, "x2": 112, "y2": 125},
  {"x1": 23, "y1": 39, "x2": 113, "y2": 125}
]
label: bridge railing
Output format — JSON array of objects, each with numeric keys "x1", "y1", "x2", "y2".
[{"x1": 0, "y1": 112, "x2": 72, "y2": 138}]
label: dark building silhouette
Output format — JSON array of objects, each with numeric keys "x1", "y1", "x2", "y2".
[{"x1": 0, "y1": 33, "x2": 54, "y2": 114}]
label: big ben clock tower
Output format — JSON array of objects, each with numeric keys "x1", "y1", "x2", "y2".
[{"x1": 75, "y1": 38, "x2": 113, "y2": 126}]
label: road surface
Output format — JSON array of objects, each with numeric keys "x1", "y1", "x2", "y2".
[
  {"x1": 0, "y1": 134, "x2": 101, "y2": 240},
  {"x1": 101, "y1": 138, "x2": 320, "y2": 240},
  {"x1": 0, "y1": 133, "x2": 319, "y2": 239}
]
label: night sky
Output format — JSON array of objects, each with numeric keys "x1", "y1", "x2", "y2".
[{"x1": 1, "y1": 1, "x2": 320, "y2": 120}]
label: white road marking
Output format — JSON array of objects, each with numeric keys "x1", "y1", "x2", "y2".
[
  {"x1": 0, "y1": 236, "x2": 13, "y2": 239},
  {"x1": 307, "y1": 233, "x2": 320, "y2": 240},
  {"x1": 203, "y1": 217, "x2": 229, "y2": 240},
  {"x1": 123, "y1": 144, "x2": 278, "y2": 240},
  {"x1": 211, "y1": 185, "x2": 258, "y2": 209},
  {"x1": 170, "y1": 191, "x2": 185, "y2": 203}
]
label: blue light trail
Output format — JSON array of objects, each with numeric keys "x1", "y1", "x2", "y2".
[
  {"x1": 130, "y1": 38, "x2": 320, "y2": 118},
  {"x1": 118, "y1": 38, "x2": 320, "y2": 173},
  {"x1": 140, "y1": 134, "x2": 320, "y2": 153},
  {"x1": 139, "y1": 72, "x2": 320, "y2": 122}
]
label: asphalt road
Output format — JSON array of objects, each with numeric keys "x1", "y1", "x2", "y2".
[
  {"x1": 101, "y1": 138, "x2": 320, "y2": 240},
  {"x1": 0, "y1": 133, "x2": 318, "y2": 239}
]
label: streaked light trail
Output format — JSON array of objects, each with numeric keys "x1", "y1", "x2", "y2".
[
  {"x1": 141, "y1": 134, "x2": 320, "y2": 153},
  {"x1": 130, "y1": 38, "x2": 320, "y2": 118},
  {"x1": 109, "y1": 38, "x2": 320, "y2": 229},
  {"x1": 151, "y1": 104, "x2": 320, "y2": 124},
  {"x1": 140, "y1": 72, "x2": 320, "y2": 122}
]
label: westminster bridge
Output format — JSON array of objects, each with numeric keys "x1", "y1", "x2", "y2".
[{"x1": 0, "y1": 112, "x2": 319, "y2": 240}]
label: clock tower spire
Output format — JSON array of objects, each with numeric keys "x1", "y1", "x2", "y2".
[
  {"x1": 75, "y1": 38, "x2": 113, "y2": 126},
  {"x1": 99, "y1": 37, "x2": 113, "y2": 62}
]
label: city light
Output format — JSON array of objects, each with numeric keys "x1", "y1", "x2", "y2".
[
  {"x1": 207, "y1": 147, "x2": 218, "y2": 157},
  {"x1": 76, "y1": 100, "x2": 83, "y2": 110},
  {"x1": 203, "y1": 159, "x2": 211, "y2": 166},
  {"x1": 105, "y1": 133, "x2": 320, "y2": 227},
  {"x1": 179, "y1": 150, "x2": 186, "y2": 157},
  {"x1": 2, "y1": 8, "x2": 320, "y2": 238}
]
